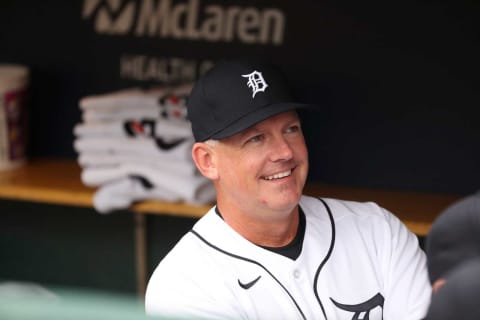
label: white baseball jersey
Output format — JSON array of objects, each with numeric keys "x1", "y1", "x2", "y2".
[{"x1": 145, "y1": 195, "x2": 431, "y2": 320}]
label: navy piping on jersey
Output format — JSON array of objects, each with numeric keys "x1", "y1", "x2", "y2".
[
  {"x1": 261, "y1": 207, "x2": 306, "y2": 260},
  {"x1": 314, "y1": 198, "x2": 336, "y2": 320},
  {"x1": 190, "y1": 229, "x2": 307, "y2": 320},
  {"x1": 189, "y1": 198, "x2": 336, "y2": 320},
  {"x1": 215, "y1": 206, "x2": 306, "y2": 260}
]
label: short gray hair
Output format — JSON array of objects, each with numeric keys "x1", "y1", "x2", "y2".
[{"x1": 204, "y1": 139, "x2": 219, "y2": 147}]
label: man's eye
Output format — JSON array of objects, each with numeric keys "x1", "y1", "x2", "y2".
[
  {"x1": 247, "y1": 135, "x2": 262, "y2": 143},
  {"x1": 286, "y1": 125, "x2": 300, "y2": 133}
]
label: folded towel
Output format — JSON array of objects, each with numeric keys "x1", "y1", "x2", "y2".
[
  {"x1": 81, "y1": 160, "x2": 198, "y2": 183},
  {"x1": 93, "y1": 175, "x2": 215, "y2": 214},
  {"x1": 74, "y1": 118, "x2": 192, "y2": 139},
  {"x1": 75, "y1": 84, "x2": 211, "y2": 212},
  {"x1": 78, "y1": 151, "x2": 194, "y2": 169},
  {"x1": 81, "y1": 162, "x2": 211, "y2": 202},
  {"x1": 79, "y1": 87, "x2": 164, "y2": 111},
  {"x1": 93, "y1": 176, "x2": 180, "y2": 213},
  {"x1": 74, "y1": 137, "x2": 193, "y2": 160},
  {"x1": 79, "y1": 85, "x2": 192, "y2": 111},
  {"x1": 80, "y1": 92, "x2": 189, "y2": 123},
  {"x1": 82, "y1": 108, "x2": 161, "y2": 123}
]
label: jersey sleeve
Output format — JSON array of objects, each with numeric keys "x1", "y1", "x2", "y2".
[
  {"x1": 380, "y1": 207, "x2": 432, "y2": 320},
  {"x1": 145, "y1": 235, "x2": 247, "y2": 320}
]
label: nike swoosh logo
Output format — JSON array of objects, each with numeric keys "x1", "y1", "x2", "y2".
[
  {"x1": 154, "y1": 137, "x2": 186, "y2": 150},
  {"x1": 238, "y1": 275, "x2": 261, "y2": 290}
]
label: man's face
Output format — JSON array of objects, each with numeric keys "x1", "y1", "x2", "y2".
[{"x1": 213, "y1": 110, "x2": 309, "y2": 220}]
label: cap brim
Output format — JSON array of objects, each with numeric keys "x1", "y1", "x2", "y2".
[{"x1": 209, "y1": 102, "x2": 318, "y2": 140}]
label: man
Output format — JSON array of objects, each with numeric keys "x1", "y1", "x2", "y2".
[
  {"x1": 425, "y1": 258, "x2": 480, "y2": 320},
  {"x1": 425, "y1": 190, "x2": 480, "y2": 293},
  {"x1": 424, "y1": 189, "x2": 480, "y2": 319},
  {"x1": 145, "y1": 59, "x2": 431, "y2": 319}
]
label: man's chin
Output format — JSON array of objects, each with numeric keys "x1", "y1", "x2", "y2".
[{"x1": 263, "y1": 194, "x2": 301, "y2": 213}]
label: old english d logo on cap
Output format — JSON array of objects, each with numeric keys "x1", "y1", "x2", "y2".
[
  {"x1": 242, "y1": 71, "x2": 268, "y2": 98},
  {"x1": 187, "y1": 59, "x2": 318, "y2": 142}
]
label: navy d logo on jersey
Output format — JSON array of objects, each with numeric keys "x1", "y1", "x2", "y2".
[
  {"x1": 330, "y1": 293, "x2": 384, "y2": 320},
  {"x1": 242, "y1": 70, "x2": 268, "y2": 98}
]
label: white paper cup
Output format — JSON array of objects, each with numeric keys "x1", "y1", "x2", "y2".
[{"x1": 0, "y1": 64, "x2": 29, "y2": 170}]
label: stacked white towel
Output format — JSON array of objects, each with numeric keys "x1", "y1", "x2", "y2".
[{"x1": 73, "y1": 85, "x2": 215, "y2": 214}]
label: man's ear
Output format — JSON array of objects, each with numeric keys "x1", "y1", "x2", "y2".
[{"x1": 191, "y1": 142, "x2": 219, "y2": 180}]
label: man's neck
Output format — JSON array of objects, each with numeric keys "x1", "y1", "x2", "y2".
[{"x1": 216, "y1": 203, "x2": 300, "y2": 247}]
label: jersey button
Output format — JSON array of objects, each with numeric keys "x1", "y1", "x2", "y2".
[{"x1": 293, "y1": 269, "x2": 301, "y2": 279}]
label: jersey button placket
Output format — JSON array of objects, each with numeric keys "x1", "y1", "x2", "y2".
[{"x1": 293, "y1": 269, "x2": 301, "y2": 279}]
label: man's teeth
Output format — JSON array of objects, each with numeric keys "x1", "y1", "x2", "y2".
[{"x1": 263, "y1": 170, "x2": 292, "y2": 180}]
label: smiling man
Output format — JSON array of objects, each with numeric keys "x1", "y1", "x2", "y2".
[{"x1": 145, "y1": 59, "x2": 431, "y2": 319}]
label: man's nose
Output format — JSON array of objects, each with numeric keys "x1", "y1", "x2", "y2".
[{"x1": 269, "y1": 136, "x2": 293, "y2": 162}]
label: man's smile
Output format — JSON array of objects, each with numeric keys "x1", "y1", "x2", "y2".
[{"x1": 262, "y1": 169, "x2": 293, "y2": 181}]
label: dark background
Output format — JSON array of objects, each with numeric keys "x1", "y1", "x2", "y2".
[
  {"x1": 0, "y1": 0, "x2": 478, "y2": 294},
  {"x1": 1, "y1": 0, "x2": 478, "y2": 194}
]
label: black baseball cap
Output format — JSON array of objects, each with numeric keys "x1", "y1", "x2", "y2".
[{"x1": 187, "y1": 59, "x2": 318, "y2": 142}]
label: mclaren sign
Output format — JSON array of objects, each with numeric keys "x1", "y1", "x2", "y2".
[{"x1": 83, "y1": 0, "x2": 286, "y2": 45}]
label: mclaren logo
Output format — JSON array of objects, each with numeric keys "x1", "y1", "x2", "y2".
[
  {"x1": 82, "y1": 0, "x2": 135, "y2": 34},
  {"x1": 82, "y1": 0, "x2": 286, "y2": 45}
]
